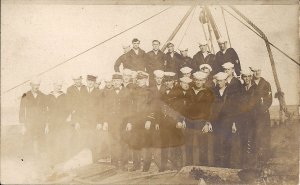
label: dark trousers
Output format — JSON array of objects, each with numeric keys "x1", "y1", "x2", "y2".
[{"x1": 214, "y1": 123, "x2": 232, "y2": 168}]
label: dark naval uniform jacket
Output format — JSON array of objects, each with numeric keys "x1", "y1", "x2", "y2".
[
  {"x1": 215, "y1": 48, "x2": 241, "y2": 76},
  {"x1": 165, "y1": 51, "x2": 181, "y2": 76},
  {"x1": 192, "y1": 51, "x2": 217, "y2": 75},
  {"x1": 125, "y1": 48, "x2": 147, "y2": 71}
]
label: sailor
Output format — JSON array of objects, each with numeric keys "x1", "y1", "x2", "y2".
[
  {"x1": 211, "y1": 72, "x2": 238, "y2": 168},
  {"x1": 200, "y1": 64, "x2": 215, "y2": 89},
  {"x1": 178, "y1": 46, "x2": 193, "y2": 71},
  {"x1": 46, "y1": 79, "x2": 69, "y2": 165},
  {"x1": 146, "y1": 40, "x2": 166, "y2": 85},
  {"x1": 237, "y1": 68, "x2": 258, "y2": 168},
  {"x1": 159, "y1": 72, "x2": 184, "y2": 172},
  {"x1": 250, "y1": 64, "x2": 272, "y2": 165},
  {"x1": 94, "y1": 77, "x2": 102, "y2": 89},
  {"x1": 19, "y1": 77, "x2": 47, "y2": 158},
  {"x1": 164, "y1": 42, "x2": 181, "y2": 77},
  {"x1": 180, "y1": 66, "x2": 193, "y2": 78},
  {"x1": 222, "y1": 62, "x2": 242, "y2": 97},
  {"x1": 114, "y1": 44, "x2": 131, "y2": 72},
  {"x1": 192, "y1": 39, "x2": 217, "y2": 74},
  {"x1": 215, "y1": 37, "x2": 241, "y2": 76},
  {"x1": 124, "y1": 71, "x2": 156, "y2": 172},
  {"x1": 122, "y1": 68, "x2": 135, "y2": 89},
  {"x1": 125, "y1": 38, "x2": 147, "y2": 71},
  {"x1": 186, "y1": 71, "x2": 215, "y2": 166}
]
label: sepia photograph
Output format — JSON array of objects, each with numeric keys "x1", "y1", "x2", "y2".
[{"x1": 1, "y1": 0, "x2": 299, "y2": 184}]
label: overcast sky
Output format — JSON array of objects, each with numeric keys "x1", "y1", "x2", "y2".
[{"x1": 1, "y1": 2, "x2": 299, "y2": 124}]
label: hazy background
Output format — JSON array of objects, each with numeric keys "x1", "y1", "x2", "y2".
[{"x1": 1, "y1": 2, "x2": 299, "y2": 125}]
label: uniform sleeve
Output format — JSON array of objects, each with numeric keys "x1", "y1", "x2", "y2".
[
  {"x1": 19, "y1": 93, "x2": 27, "y2": 125},
  {"x1": 114, "y1": 55, "x2": 123, "y2": 72},
  {"x1": 261, "y1": 82, "x2": 273, "y2": 112},
  {"x1": 231, "y1": 48, "x2": 241, "y2": 76}
]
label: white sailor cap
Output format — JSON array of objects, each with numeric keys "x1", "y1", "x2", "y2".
[
  {"x1": 164, "y1": 71, "x2": 176, "y2": 77},
  {"x1": 30, "y1": 77, "x2": 41, "y2": 85},
  {"x1": 122, "y1": 68, "x2": 132, "y2": 76},
  {"x1": 198, "y1": 39, "x2": 208, "y2": 46},
  {"x1": 199, "y1": 64, "x2": 212, "y2": 72},
  {"x1": 122, "y1": 44, "x2": 131, "y2": 49},
  {"x1": 104, "y1": 76, "x2": 112, "y2": 82},
  {"x1": 240, "y1": 68, "x2": 253, "y2": 76},
  {"x1": 180, "y1": 66, "x2": 192, "y2": 74},
  {"x1": 180, "y1": 76, "x2": 192, "y2": 83},
  {"x1": 153, "y1": 70, "x2": 164, "y2": 78},
  {"x1": 193, "y1": 71, "x2": 208, "y2": 80},
  {"x1": 217, "y1": 37, "x2": 227, "y2": 44},
  {"x1": 249, "y1": 64, "x2": 262, "y2": 71},
  {"x1": 214, "y1": 72, "x2": 229, "y2": 80},
  {"x1": 72, "y1": 72, "x2": 83, "y2": 80},
  {"x1": 164, "y1": 71, "x2": 176, "y2": 81},
  {"x1": 222, "y1": 62, "x2": 234, "y2": 69}
]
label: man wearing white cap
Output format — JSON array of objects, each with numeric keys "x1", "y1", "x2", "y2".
[
  {"x1": 114, "y1": 44, "x2": 131, "y2": 72},
  {"x1": 180, "y1": 66, "x2": 193, "y2": 78},
  {"x1": 183, "y1": 71, "x2": 215, "y2": 166},
  {"x1": 212, "y1": 72, "x2": 239, "y2": 168},
  {"x1": 215, "y1": 37, "x2": 241, "y2": 76},
  {"x1": 192, "y1": 39, "x2": 217, "y2": 74},
  {"x1": 222, "y1": 62, "x2": 242, "y2": 96},
  {"x1": 125, "y1": 38, "x2": 147, "y2": 71},
  {"x1": 250, "y1": 65, "x2": 272, "y2": 165},
  {"x1": 165, "y1": 42, "x2": 181, "y2": 76},
  {"x1": 19, "y1": 77, "x2": 47, "y2": 158},
  {"x1": 122, "y1": 68, "x2": 135, "y2": 89},
  {"x1": 178, "y1": 46, "x2": 193, "y2": 71},
  {"x1": 200, "y1": 64, "x2": 215, "y2": 89}
]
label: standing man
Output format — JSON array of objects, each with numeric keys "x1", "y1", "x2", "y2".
[
  {"x1": 164, "y1": 42, "x2": 181, "y2": 77},
  {"x1": 19, "y1": 78, "x2": 47, "y2": 159},
  {"x1": 250, "y1": 65, "x2": 272, "y2": 166},
  {"x1": 200, "y1": 64, "x2": 215, "y2": 89},
  {"x1": 192, "y1": 39, "x2": 217, "y2": 74},
  {"x1": 146, "y1": 40, "x2": 166, "y2": 85},
  {"x1": 178, "y1": 46, "x2": 193, "y2": 71},
  {"x1": 222, "y1": 62, "x2": 242, "y2": 97},
  {"x1": 125, "y1": 38, "x2": 147, "y2": 71},
  {"x1": 114, "y1": 44, "x2": 131, "y2": 72},
  {"x1": 215, "y1": 37, "x2": 241, "y2": 76}
]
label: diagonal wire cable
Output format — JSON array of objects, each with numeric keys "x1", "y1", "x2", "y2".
[{"x1": 3, "y1": 6, "x2": 172, "y2": 94}]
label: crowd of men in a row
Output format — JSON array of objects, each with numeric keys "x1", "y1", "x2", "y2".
[{"x1": 19, "y1": 37, "x2": 272, "y2": 172}]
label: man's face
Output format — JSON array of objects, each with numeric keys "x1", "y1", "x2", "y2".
[
  {"x1": 253, "y1": 70, "x2": 261, "y2": 79},
  {"x1": 167, "y1": 44, "x2": 174, "y2": 53},
  {"x1": 180, "y1": 82, "x2": 189, "y2": 91},
  {"x1": 152, "y1": 41, "x2": 160, "y2": 51},
  {"x1": 201, "y1": 68, "x2": 210, "y2": 74},
  {"x1": 113, "y1": 79, "x2": 123, "y2": 88},
  {"x1": 194, "y1": 78, "x2": 206, "y2": 88},
  {"x1": 86, "y1": 80, "x2": 95, "y2": 88},
  {"x1": 137, "y1": 78, "x2": 147, "y2": 87},
  {"x1": 182, "y1": 72, "x2": 191, "y2": 78},
  {"x1": 132, "y1": 41, "x2": 140, "y2": 50},
  {"x1": 217, "y1": 79, "x2": 226, "y2": 88},
  {"x1": 53, "y1": 84, "x2": 62, "y2": 92},
  {"x1": 123, "y1": 75, "x2": 131, "y2": 83},
  {"x1": 94, "y1": 83, "x2": 100, "y2": 89},
  {"x1": 165, "y1": 80, "x2": 174, "y2": 89},
  {"x1": 155, "y1": 77, "x2": 163, "y2": 85},
  {"x1": 123, "y1": 46, "x2": 131, "y2": 53},
  {"x1": 199, "y1": 44, "x2": 207, "y2": 53},
  {"x1": 218, "y1": 42, "x2": 227, "y2": 51},
  {"x1": 30, "y1": 83, "x2": 40, "y2": 93},
  {"x1": 73, "y1": 78, "x2": 82, "y2": 86},
  {"x1": 242, "y1": 75, "x2": 253, "y2": 85},
  {"x1": 224, "y1": 68, "x2": 234, "y2": 76},
  {"x1": 181, "y1": 50, "x2": 188, "y2": 57},
  {"x1": 105, "y1": 81, "x2": 113, "y2": 89}
]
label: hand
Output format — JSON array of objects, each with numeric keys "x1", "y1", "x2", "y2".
[
  {"x1": 66, "y1": 114, "x2": 72, "y2": 122},
  {"x1": 45, "y1": 124, "x2": 49, "y2": 134},
  {"x1": 232, "y1": 122, "x2": 237, "y2": 133},
  {"x1": 207, "y1": 122, "x2": 213, "y2": 132},
  {"x1": 182, "y1": 120, "x2": 186, "y2": 129},
  {"x1": 202, "y1": 124, "x2": 209, "y2": 133},
  {"x1": 103, "y1": 122, "x2": 108, "y2": 131},
  {"x1": 155, "y1": 124, "x2": 159, "y2": 130},
  {"x1": 96, "y1": 123, "x2": 102, "y2": 130},
  {"x1": 75, "y1": 123, "x2": 80, "y2": 130},
  {"x1": 126, "y1": 123, "x2": 132, "y2": 131},
  {"x1": 176, "y1": 122, "x2": 183, "y2": 129},
  {"x1": 145, "y1": 121, "x2": 151, "y2": 130},
  {"x1": 21, "y1": 125, "x2": 26, "y2": 135}
]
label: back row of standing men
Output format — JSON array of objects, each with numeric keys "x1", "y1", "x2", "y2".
[{"x1": 19, "y1": 37, "x2": 272, "y2": 172}]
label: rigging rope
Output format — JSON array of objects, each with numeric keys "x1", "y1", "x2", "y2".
[
  {"x1": 221, "y1": 7, "x2": 232, "y2": 47},
  {"x1": 200, "y1": 7, "x2": 211, "y2": 52},
  {"x1": 3, "y1": 6, "x2": 172, "y2": 94},
  {"x1": 222, "y1": 6, "x2": 300, "y2": 67}
]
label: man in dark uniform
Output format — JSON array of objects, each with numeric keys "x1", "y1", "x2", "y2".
[
  {"x1": 114, "y1": 44, "x2": 131, "y2": 72},
  {"x1": 250, "y1": 65, "x2": 272, "y2": 165},
  {"x1": 125, "y1": 38, "x2": 147, "y2": 71},
  {"x1": 212, "y1": 72, "x2": 239, "y2": 168},
  {"x1": 165, "y1": 42, "x2": 181, "y2": 77},
  {"x1": 146, "y1": 40, "x2": 166, "y2": 85},
  {"x1": 124, "y1": 71, "x2": 157, "y2": 172},
  {"x1": 19, "y1": 78, "x2": 47, "y2": 158},
  {"x1": 122, "y1": 69, "x2": 135, "y2": 89},
  {"x1": 178, "y1": 46, "x2": 193, "y2": 71},
  {"x1": 179, "y1": 66, "x2": 193, "y2": 79},
  {"x1": 215, "y1": 37, "x2": 241, "y2": 76},
  {"x1": 237, "y1": 69, "x2": 258, "y2": 169},
  {"x1": 186, "y1": 72, "x2": 215, "y2": 166},
  {"x1": 192, "y1": 39, "x2": 217, "y2": 75},
  {"x1": 222, "y1": 62, "x2": 242, "y2": 97},
  {"x1": 103, "y1": 73, "x2": 133, "y2": 169}
]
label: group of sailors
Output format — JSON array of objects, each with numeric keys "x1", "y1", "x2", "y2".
[{"x1": 19, "y1": 37, "x2": 272, "y2": 172}]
